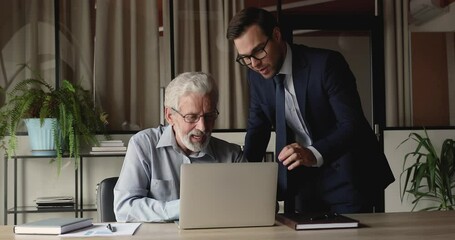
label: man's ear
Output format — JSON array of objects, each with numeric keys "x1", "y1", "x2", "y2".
[
  {"x1": 273, "y1": 26, "x2": 282, "y2": 41},
  {"x1": 164, "y1": 107, "x2": 174, "y2": 125}
]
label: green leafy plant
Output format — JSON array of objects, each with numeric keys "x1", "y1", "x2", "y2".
[
  {"x1": 399, "y1": 130, "x2": 455, "y2": 211},
  {"x1": 0, "y1": 65, "x2": 109, "y2": 173}
]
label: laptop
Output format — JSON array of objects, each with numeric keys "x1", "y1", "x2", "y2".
[{"x1": 178, "y1": 162, "x2": 278, "y2": 229}]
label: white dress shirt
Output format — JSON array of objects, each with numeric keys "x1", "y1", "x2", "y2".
[{"x1": 278, "y1": 44, "x2": 323, "y2": 167}]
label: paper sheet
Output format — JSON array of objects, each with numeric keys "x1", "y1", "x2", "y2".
[{"x1": 59, "y1": 223, "x2": 141, "y2": 237}]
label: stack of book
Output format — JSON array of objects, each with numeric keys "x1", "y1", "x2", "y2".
[
  {"x1": 35, "y1": 196, "x2": 75, "y2": 210},
  {"x1": 90, "y1": 140, "x2": 127, "y2": 155}
]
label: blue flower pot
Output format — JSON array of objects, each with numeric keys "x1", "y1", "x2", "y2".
[{"x1": 24, "y1": 118, "x2": 57, "y2": 156}]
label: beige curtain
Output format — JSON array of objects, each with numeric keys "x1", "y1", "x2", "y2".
[
  {"x1": 59, "y1": 0, "x2": 94, "y2": 91},
  {"x1": 0, "y1": 0, "x2": 56, "y2": 95},
  {"x1": 0, "y1": 0, "x2": 94, "y2": 94},
  {"x1": 383, "y1": 0, "x2": 412, "y2": 127},
  {"x1": 2, "y1": 0, "x2": 245, "y2": 130},
  {"x1": 95, "y1": 0, "x2": 161, "y2": 130},
  {"x1": 172, "y1": 0, "x2": 248, "y2": 129}
]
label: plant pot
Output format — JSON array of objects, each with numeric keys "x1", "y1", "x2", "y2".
[{"x1": 24, "y1": 118, "x2": 57, "y2": 156}]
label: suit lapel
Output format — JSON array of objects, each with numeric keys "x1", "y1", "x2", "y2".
[{"x1": 291, "y1": 46, "x2": 310, "y2": 120}]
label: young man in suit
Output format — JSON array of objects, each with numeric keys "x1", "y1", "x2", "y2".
[{"x1": 226, "y1": 7, "x2": 394, "y2": 214}]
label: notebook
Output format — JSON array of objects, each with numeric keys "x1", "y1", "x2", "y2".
[
  {"x1": 276, "y1": 212, "x2": 359, "y2": 230},
  {"x1": 178, "y1": 162, "x2": 278, "y2": 229},
  {"x1": 14, "y1": 218, "x2": 92, "y2": 235}
]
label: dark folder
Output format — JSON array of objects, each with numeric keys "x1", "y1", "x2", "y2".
[{"x1": 276, "y1": 213, "x2": 359, "y2": 230}]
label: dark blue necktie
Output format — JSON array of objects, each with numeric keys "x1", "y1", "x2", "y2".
[
  {"x1": 274, "y1": 74, "x2": 286, "y2": 165},
  {"x1": 274, "y1": 74, "x2": 294, "y2": 213},
  {"x1": 274, "y1": 74, "x2": 295, "y2": 213}
]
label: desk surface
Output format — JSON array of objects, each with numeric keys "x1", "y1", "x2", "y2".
[{"x1": 1, "y1": 211, "x2": 455, "y2": 240}]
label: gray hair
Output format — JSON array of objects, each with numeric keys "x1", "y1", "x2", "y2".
[{"x1": 164, "y1": 72, "x2": 219, "y2": 110}]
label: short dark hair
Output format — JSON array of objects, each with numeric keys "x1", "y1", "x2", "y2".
[{"x1": 226, "y1": 7, "x2": 278, "y2": 41}]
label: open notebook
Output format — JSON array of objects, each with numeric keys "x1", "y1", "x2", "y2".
[{"x1": 177, "y1": 162, "x2": 278, "y2": 229}]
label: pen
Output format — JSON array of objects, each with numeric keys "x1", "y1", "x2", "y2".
[{"x1": 106, "y1": 223, "x2": 116, "y2": 232}]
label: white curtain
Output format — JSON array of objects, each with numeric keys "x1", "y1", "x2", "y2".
[
  {"x1": 383, "y1": 0, "x2": 412, "y2": 127},
  {"x1": 172, "y1": 0, "x2": 248, "y2": 129}
]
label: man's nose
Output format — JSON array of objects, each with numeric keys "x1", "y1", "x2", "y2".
[
  {"x1": 195, "y1": 116, "x2": 207, "y2": 132},
  {"x1": 250, "y1": 57, "x2": 262, "y2": 69}
]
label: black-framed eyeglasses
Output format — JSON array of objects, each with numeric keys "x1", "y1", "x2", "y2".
[
  {"x1": 172, "y1": 108, "x2": 219, "y2": 123},
  {"x1": 236, "y1": 38, "x2": 270, "y2": 66}
]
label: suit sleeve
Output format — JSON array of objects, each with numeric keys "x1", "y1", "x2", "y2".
[
  {"x1": 310, "y1": 51, "x2": 368, "y2": 164},
  {"x1": 243, "y1": 70, "x2": 272, "y2": 162}
]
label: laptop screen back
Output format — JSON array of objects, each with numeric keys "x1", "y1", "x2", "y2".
[{"x1": 178, "y1": 162, "x2": 278, "y2": 229}]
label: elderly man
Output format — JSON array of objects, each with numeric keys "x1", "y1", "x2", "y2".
[{"x1": 114, "y1": 72, "x2": 245, "y2": 222}]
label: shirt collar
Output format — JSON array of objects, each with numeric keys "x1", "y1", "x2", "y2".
[
  {"x1": 278, "y1": 43, "x2": 293, "y2": 76},
  {"x1": 156, "y1": 125, "x2": 174, "y2": 148}
]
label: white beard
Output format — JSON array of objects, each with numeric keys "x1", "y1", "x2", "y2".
[{"x1": 176, "y1": 127, "x2": 211, "y2": 153}]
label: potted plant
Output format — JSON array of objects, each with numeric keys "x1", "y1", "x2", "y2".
[
  {"x1": 0, "y1": 65, "x2": 109, "y2": 173},
  {"x1": 399, "y1": 130, "x2": 455, "y2": 211}
]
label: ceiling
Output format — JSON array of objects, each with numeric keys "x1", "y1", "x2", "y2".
[
  {"x1": 245, "y1": 0, "x2": 376, "y2": 15},
  {"x1": 246, "y1": 0, "x2": 455, "y2": 15},
  {"x1": 158, "y1": 0, "x2": 455, "y2": 26}
]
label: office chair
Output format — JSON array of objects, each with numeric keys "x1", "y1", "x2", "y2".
[{"x1": 96, "y1": 177, "x2": 119, "y2": 222}]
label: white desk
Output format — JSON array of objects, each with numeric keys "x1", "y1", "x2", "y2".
[{"x1": 1, "y1": 211, "x2": 455, "y2": 240}]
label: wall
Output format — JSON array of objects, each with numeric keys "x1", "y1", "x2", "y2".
[
  {"x1": 410, "y1": 3, "x2": 455, "y2": 126},
  {"x1": 411, "y1": 32, "x2": 450, "y2": 126}
]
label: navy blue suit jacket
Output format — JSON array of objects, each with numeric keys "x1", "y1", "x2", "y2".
[{"x1": 243, "y1": 44, "x2": 394, "y2": 202}]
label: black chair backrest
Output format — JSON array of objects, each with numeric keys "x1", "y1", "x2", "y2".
[{"x1": 96, "y1": 177, "x2": 119, "y2": 222}]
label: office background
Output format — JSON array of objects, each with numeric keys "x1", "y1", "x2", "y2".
[{"x1": 1, "y1": 0, "x2": 454, "y2": 225}]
